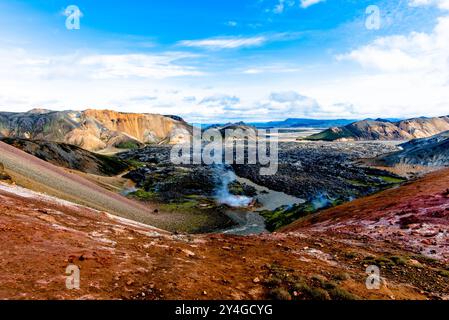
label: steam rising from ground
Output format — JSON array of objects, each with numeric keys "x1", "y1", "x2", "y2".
[
  {"x1": 311, "y1": 193, "x2": 332, "y2": 210},
  {"x1": 214, "y1": 165, "x2": 253, "y2": 207}
]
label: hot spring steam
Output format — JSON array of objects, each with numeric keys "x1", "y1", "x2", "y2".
[{"x1": 215, "y1": 165, "x2": 253, "y2": 207}]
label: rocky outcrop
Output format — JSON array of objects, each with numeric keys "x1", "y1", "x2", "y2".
[
  {"x1": 0, "y1": 109, "x2": 192, "y2": 151},
  {"x1": 375, "y1": 131, "x2": 449, "y2": 167},
  {"x1": 305, "y1": 116, "x2": 449, "y2": 141}
]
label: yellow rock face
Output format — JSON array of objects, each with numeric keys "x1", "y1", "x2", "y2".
[
  {"x1": 83, "y1": 109, "x2": 181, "y2": 143},
  {"x1": 0, "y1": 109, "x2": 193, "y2": 151}
]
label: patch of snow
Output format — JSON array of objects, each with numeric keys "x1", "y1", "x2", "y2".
[
  {"x1": 104, "y1": 212, "x2": 166, "y2": 235},
  {"x1": 0, "y1": 182, "x2": 84, "y2": 209},
  {"x1": 303, "y1": 247, "x2": 338, "y2": 266}
]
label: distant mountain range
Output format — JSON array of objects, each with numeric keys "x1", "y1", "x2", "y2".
[
  {"x1": 0, "y1": 109, "x2": 192, "y2": 151},
  {"x1": 199, "y1": 118, "x2": 356, "y2": 129},
  {"x1": 250, "y1": 118, "x2": 356, "y2": 128},
  {"x1": 305, "y1": 116, "x2": 449, "y2": 141},
  {"x1": 2, "y1": 110, "x2": 448, "y2": 152},
  {"x1": 375, "y1": 130, "x2": 449, "y2": 167},
  {"x1": 200, "y1": 118, "x2": 406, "y2": 130}
]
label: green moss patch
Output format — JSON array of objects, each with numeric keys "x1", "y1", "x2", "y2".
[
  {"x1": 129, "y1": 189, "x2": 159, "y2": 201},
  {"x1": 363, "y1": 255, "x2": 410, "y2": 268},
  {"x1": 115, "y1": 141, "x2": 140, "y2": 150},
  {"x1": 260, "y1": 202, "x2": 320, "y2": 231},
  {"x1": 263, "y1": 264, "x2": 359, "y2": 301}
]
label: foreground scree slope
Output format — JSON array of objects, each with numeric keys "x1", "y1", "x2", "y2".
[{"x1": 0, "y1": 168, "x2": 448, "y2": 299}]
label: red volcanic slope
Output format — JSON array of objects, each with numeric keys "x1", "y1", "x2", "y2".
[
  {"x1": 283, "y1": 168, "x2": 449, "y2": 262},
  {"x1": 0, "y1": 181, "x2": 437, "y2": 300}
]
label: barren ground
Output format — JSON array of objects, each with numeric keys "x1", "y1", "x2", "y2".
[{"x1": 0, "y1": 167, "x2": 448, "y2": 300}]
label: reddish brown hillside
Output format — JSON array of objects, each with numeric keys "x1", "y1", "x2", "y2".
[
  {"x1": 1, "y1": 173, "x2": 449, "y2": 299},
  {"x1": 283, "y1": 169, "x2": 449, "y2": 262}
]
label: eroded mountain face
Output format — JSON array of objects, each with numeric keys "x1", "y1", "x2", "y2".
[
  {"x1": 375, "y1": 131, "x2": 449, "y2": 167},
  {"x1": 305, "y1": 116, "x2": 449, "y2": 142},
  {"x1": 0, "y1": 109, "x2": 192, "y2": 151}
]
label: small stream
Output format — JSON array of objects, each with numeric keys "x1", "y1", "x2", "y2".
[
  {"x1": 220, "y1": 174, "x2": 305, "y2": 236},
  {"x1": 236, "y1": 176, "x2": 305, "y2": 211},
  {"x1": 120, "y1": 166, "x2": 304, "y2": 236},
  {"x1": 222, "y1": 210, "x2": 267, "y2": 235}
]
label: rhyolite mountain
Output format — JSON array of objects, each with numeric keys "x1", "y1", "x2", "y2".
[
  {"x1": 375, "y1": 130, "x2": 449, "y2": 167},
  {"x1": 202, "y1": 122, "x2": 259, "y2": 142},
  {"x1": 305, "y1": 116, "x2": 449, "y2": 141},
  {"x1": 0, "y1": 109, "x2": 192, "y2": 151}
]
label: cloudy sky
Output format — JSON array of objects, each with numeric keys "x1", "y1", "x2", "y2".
[{"x1": 0, "y1": 0, "x2": 448, "y2": 122}]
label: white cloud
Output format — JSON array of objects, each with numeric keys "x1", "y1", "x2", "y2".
[
  {"x1": 273, "y1": 0, "x2": 286, "y2": 14},
  {"x1": 260, "y1": 91, "x2": 328, "y2": 117},
  {"x1": 299, "y1": 0, "x2": 325, "y2": 9},
  {"x1": 200, "y1": 94, "x2": 240, "y2": 107},
  {"x1": 337, "y1": 15, "x2": 449, "y2": 75},
  {"x1": 409, "y1": 0, "x2": 449, "y2": 9},
  {"x1": 183, "y1": 96, "x2": 197, "y2": 103},
  {"x1": 330, "y1": 0, "x2": 449, "y2": 117},
  {"x1": 273, "y1": 0, "x2": 321, "y2": 13},
  {"x1": 0, "y1": 48, "x2": 207, "y2": 115},
  {"x1": 242, "y1": 64, "x2": 301, "y2": 74},
  {"x1": 0, "y1": 49, "x2": 203, "y2": 81},
  {"x1": 302, "y1": 14, "x2": 449, "y2": 119},
  {"x1": 273, "y1": 0, "x2": 297, "y2": 14},
  {"x1": 152, "y1": 90, "x2": 344, "y2": 122},
  {"x1": 178, "y1": 36, "x2": 268, "y2": 50},
  {"x1": 336, "y1": 38, "x2": 428, "y2": 72},
  {"x1": 1, "y1": 0, "x2": 449, "y2": 122},
  {"x1": 270, "y1": 91, "x2": 310, "y2": 103},
  {"x1": 79, "y1": 53, "x2": 203, "y2": 79},
  {"x1": 178, "y1": 33, "x2": 301, "y2": 50}
]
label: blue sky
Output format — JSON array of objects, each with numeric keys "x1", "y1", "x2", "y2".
[{"x1": 0, "y1": 0, "x2": 448, "y2": 122}]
